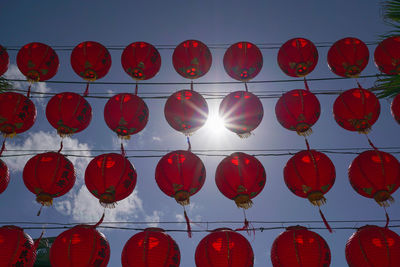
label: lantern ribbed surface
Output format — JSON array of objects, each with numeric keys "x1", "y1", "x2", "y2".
[{"x1": 0, "y1": 159, "x2": 9, "y2": 194}]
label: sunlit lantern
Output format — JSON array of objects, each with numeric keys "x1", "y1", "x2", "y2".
[
  {"x1": 348, "y1": 150, "x2": 400, "y2": 207},
  {"x1": 215, "y1": 152, "x2": 266, "y2": 209},
  {"x1": 121, "y1": 228, "x2": 181, "y2": 267},
  {"x1": 46, "y1": 92, "x2": 92, "y2": 137},
  {"x1": 155, "y1": 150, "x2": 206, "y2": 206},
  {"x1": 104, "y1": 93, "x2": 149, "y2": 139},
  {"x1": 271, "y1": 226, "x2": 331, "y2": 267},
  {"x1": 391, "y1": 93, "x2": 400, "y2": 124},
  {"x1": 277, "y1": 38, "x2": 318, "y2": 77},
  {"x1": 85, "y1": 153, "x2": 137, "y2": 208},
  {"x1": 223, "y1": 41, "x2": 263, "y2": 81},
  {"x1": 173, "y1": 39, "x2": 212, "y2": 79},
  {"x1": 275, "y1": 89, "x2": 320, "y2": 136},
  {"x1": 333, "y1": 88, "x2": 380, "y2": 133},
  {"x1": 164, "y1": 90, "x2": 208, "y2": 135},
  {"x1": 195, "y1": 228, "x2": 254, "y2": 267},
  {"x1": 0, "y1": 225, "x2": 37, "y2": 267},
  {"x1": 374, "y1": 36, "x2": 400, "y2": 75},
  {"x1": 0, "y1": 159, "x2": 9, "y2": 194},
  {"x1": 219, "y1": 91, "x2": 263, "y2": 138},
  {"x1": 0, "y1": 45, "x2": 9, "y2": 76},
  {"x1": 17, "y1": 42, "x2": 59, "y2": 82},
  {"x1": 327, "y1": 37, "x2": 369, "y2": 78},
  {"x1": 121, "y1": 41, "x2": 161, "y2": 80},
  {"x1": 346, "y1": 225, "x2": 400, "y2": 267}
]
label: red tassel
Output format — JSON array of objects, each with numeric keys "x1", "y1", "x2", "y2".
[
  {"x1": 187, "y1": 137, "x2": 192, "y2": 151},
  {"x1": 135, "y1": 82, "x2": 138, "y2": 95},
  {"x1": 304, "y1": 77, "x2": 310, "y2": 91},
  {"x1": 121, "y1": 143, "x2": 126, "y2": 157},
  {"x1": 93, "y1": 212, "x2": 105, "y2": 228},
  {"x1": 384, "y1": 207, "x2": 390, "y2": 229},
  {"x1": 33, "y1": 230, "x2": 44, "y2": 250},
  {"x1": 305, "y1": 137, "x2": 311, "y2": 151},
  {"x1": 356, "y1": 80, "x2": 363, "y2": 90},
  {"x1": 235, "y1": 218, "x2": 250, "y2": 232},
  {"x1": 27, "y1": 83, "x2": 32, "y2": 98},
  {"x1": 366, "y1": 136, "x2": 378, "y2": 151},
  {"x1": 0, "y1": 139, "x2": 5, "y2": 157},
  {"x1": 37, "y1": 205, "x2": 43, "y2": 216},
  {"x1": 319, "y1": 208, "x2": 333, "y2": 233},
  {"x1": 184, "y1": 209, "x2": 192, "y2": 238},
  {"x1": 83, "y1": 82, "x2": 90, "y2": 97},
  {"x1": 244, "y1": 82, "x2": 248, "y2": 92},
  {"x1": 57, "y1": 140, "x2": 63, "y2": 153}
]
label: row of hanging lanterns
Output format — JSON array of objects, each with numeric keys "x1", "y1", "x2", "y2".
[{"x1": 1, "y1": 223, "x2": 399, "y2": 266}]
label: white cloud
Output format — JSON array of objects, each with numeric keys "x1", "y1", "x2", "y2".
[
  {"x1": 144, "y1": 210, "x2": 163, "y2": 227},
  {"x1": 152, "y1": 136, "x2": 161, "y2": 142}
]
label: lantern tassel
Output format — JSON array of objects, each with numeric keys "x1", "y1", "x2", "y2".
[
  {"x1": 235, "y1": 209, "x2": 255, "y2": 237},
  {"x1": 187, "y1": 136, "x2": 192, "y2": 151},
  {"x1": 37, "y1": 205, "x2": 43, "y2": 217},
  {"x1": 244, "y1": 82, "x2": 248, "y2": 92},
  {"x1": 0, "y1": 139, "x2": 6, "y2": 157},
  {"x1": 183, "y1": 207, "x2": 192, "y2": 238},
  {"x1": 304, "y1": 137, "x2": 311, "y2": 151},
  {"x1": 27, "y1": 83, "x2": 32, "y2": 98},
  {"x1": 57, "y1": 140, "x2": 63, "y2": 153},
  {"x1": 304, "y1": 77, "x2": 310, "y2": 91},
  {"x1": 93, "y1": 211, "x2": 105, "y2": 228},
  {"x1": 83, "y1": 82, "x2": 90, "y2": 97},
  {"x1": 135, "y1": 82, "x2": 138, "y2": 95},
  {"x1": 366, "y1": 135, "x2": 378, "y2": 151},
  {"x1": 384, "y1": 207, "x2": 390, "y2": 229},
  {"x1": 356, "y1": 80, "x2": 363, "y2": 90},
  {"x1": 319, "y1": 208, "x2": 333, "y2": 233},
  {"x1": 31, "y1": 230, "x2": 45, "y2": 265},
  {"x1": 121, "y1": 143, "x2": 126, "y2": 157},
  {"x1": 190, "y1": 80, "x2": 194, "y2": 91}
]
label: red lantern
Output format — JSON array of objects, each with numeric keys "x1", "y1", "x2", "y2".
[
  {"x1": 0, "y1": 225, "x2": 37, "y2": 267},
  {"x1": 277, "y1": 38, "x2": 318, "y2": 77},
  {"x1": 104, "y1": 93, "x2": 149, "y2": 139},
  {"x1": 391, "y1": 93, "x2": 400, "y2": 124},
  {"x1": 16, "y1": 42, "x2": 59, "y2": 82},
  {"x1": 71, "y1": 41, "x2": 111, "y2": 81},
  {"x1": 275, "y1": 89, "x2": 320, "y2": 135},
  {"x1": 23, "y1": 152, "x2": 76, "y2": 206},
  {"x1": 215, "y1": 152, "x2": 266, "y2": 209},
  {"x1": 271, "y1": 226, "x2": 331, "y2": 267},
  {"x1": 46, "y1": 92, "x2": 92, "y2": 137},
  {"x1": 173, "y1": 40, "x2": 212, "y2": 79},
  {"x1": 374, "y1": 36, "x2": 400, "y2": 75},
  {"x1": 346, "y1": 225, "x2": 400, "y2": 267},
  {"x1": 155, "y1": 150, "x2": 206, "y2": 205},
  {"x1": 333, "y1": 88, "x2": 380, "y2": 133},
  {"x1": 195, "y1": 228, "x2": 254, "y2": 267},
  {"x1": 164, "y1": 90, "x2": 208, "y2": 135},
  {"x1": 0, "y1": 45, "x2": 9, "y2": 76},
  {"x1": 284, "y1": 150, "x2": 336, "y2": 206},
  {"x1": 121, "y1": 228, "x2": 181, "y2": 267},
  {"x1": 327, "y1": 37, "x2": 369, "y2": 77},
  {"x1": 121, "y1": 41, "x2": 161, "y2": 80},
  {"x1": 223, "y1": 42, "x2": 263, "y2": 81},
  {"x1": 219, "y1": 91, "x2": 263, "y2": 137},
  {"x1": 50, "y1": 224, "x2": 110, "y2": 267},
  {"x1": 0, "y1": 159, "x2": 9, "y2": 194},
  {"x1": 348, "y1": 150, "x2": 400, "y2": 206},
  {"x1": 85, "y1": 153, "x2": 137, "y2": 208}
]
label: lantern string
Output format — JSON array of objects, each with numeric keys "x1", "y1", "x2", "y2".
[
  {"x1": 187, "y1": 137, "x2": 192, "y2": 151},
  {"x1": 384, "y1": 207, "x2": 390, "y2": 229},
  {"x1": 318, "y1": 207, "x2": 333, "y2": 233},
  {"x1": 135, "y1": 82, "x2": 138, "y2": 95},
  {"x1": 356, "y1": 79, "x2": 363, "y2": 90},
  {"x1": 36, "y1": 205, "x2": 43, "y2": 217},
  {"x1": 57, "y1": 140, "x2": 63, "y2": 153},
  {"x1": 83, "y1": 82, "x2": 90, "y2": 97},
  {"x1": 0, "y1": 139, "x2": 6, "y2": 157},
  {"x1": 27, "y1": 83, "x2": 32, "y2": 98},
  {"x1": 183, "y1": 206, "x2": 192, "y2": 238},
  {"x1": 244, "y1": 82, "x2": 248, "y2": 92},
  {"x1": 190, "y1": 81, "x2": 194, "y2": 91},
  {"x1": 304, "y1": 77, "x2": 310, "y2": 91},
  {"x1": 235, "y1": 209, "x2": 255, "y2": 238},
  {"x1": 304, "y1": 137, "x2": 311, "y2": 151},
  {"x1": 121, "y1": 143, "x2": 126, "y2": 157},
  {"x1": 93, "y1": 212, "x2": 105, "y2": 228},
  {"x1": 366, "y1": 135, "x2": 378, "y2": 151}
]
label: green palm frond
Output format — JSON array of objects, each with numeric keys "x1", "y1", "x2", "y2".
[{"x1": 0, "y1": 77, "x2": 11, "y2": 92}]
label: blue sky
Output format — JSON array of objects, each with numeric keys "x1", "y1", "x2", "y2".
[{"x1": 0, "y1": 1, "x2": 398, "y2": 266}]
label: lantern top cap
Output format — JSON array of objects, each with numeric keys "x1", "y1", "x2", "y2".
[
  {"x1": 212, "y1": 227, "x2": 233, "y2": 232},
  {"x1": 285, "y1": 225, "x2": 308, "y2": 231},
  {"x1": 144, "y1": 227, "x2": 165, "y2": 232}
]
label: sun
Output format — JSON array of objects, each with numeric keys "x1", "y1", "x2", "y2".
[{"x1": 203, "y1": 103, "x2": 226, "y2": 136}]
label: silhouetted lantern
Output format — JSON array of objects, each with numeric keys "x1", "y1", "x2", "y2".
[
  {"x1": 23, "y1": 152, "x2": 75, "y2": 207},
  {"x1": 173, "y1": 40, "x2": 212, "y2": 79},
  {"x1": 71, "y1": 41, "x2": 111, "y2": 81},
  {"x1": 17, "y1": 42, "x2": 59, "y2": 82},
  {"x1": 271, "y1": 226, "x2": 331, "y2": 267},
  {"x1": 50, "y1": 224, "x2": 110, "y2": 267},
  {"x1": 219, "y1": 91, "x2": 263, "y2": 138},
  {"x1": 0, "y1": 225, "x2": 37, "y2": 267},
  {"x1": 346, "y1": 225, "x2": 400, "y2": 267},
  {"x1": 327, "y1": 37, "x2": 369, "y2": 77},
  {"x1": 275, "y1": 89, "x2": 320, "y2": 135},
  {"x1": 0, "y1": 159, "x2": 9, "y2": 194},
  {"x1": 277, "y1": 38, "x2": 318, "y2": 77},
  {"x1": 348, "y1": 150, "x2": 400, "y2": 207},
  {"x1": 121, "y1": 228, "x2": 181, "y2": 267},
  {"x1": 104, "y1": 93, "x2": 149, "y2": 139},
  {"x1": 0, "y1": 45, "x2": 9, "y2": 76},
  {"x1": 223, "y1": 42, "x2": 263, "y2": 81},
  {"x1": 164, "y1": 90, "x2": 208, "y2": 135},
  {"x1": 121, "y1": 41, "x2": 161, "y2": 80},
  {"x1": 391, "y1": 93, "x2": 400, "y2": 124},
  {"x1": 333, "y1": 88, "x2": 380, "y2": 133},
  {"x1": 85, "y1": 153, "x2": 137, "y2": 208},
  {"x1": 374, "y1": 36, "x2": 400, "y2": 75},
  {"x1": 155, "y1": 150, "x2": 206, "y2": 206},
  {"x1": 215, "y1": 152, "x2": 266, "y2": 209},
  {"x1": 284, "y1": 150, "x2": 335, "y2": 206},
  {"x1": 46, "y1": 92, "x2": 92, "y2": 137}
]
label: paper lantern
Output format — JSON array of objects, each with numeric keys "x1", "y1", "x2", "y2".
[
  {"x1": 219, "y1": 91, "x2": 263, "y2": 137},
  {"x1": 85, "y1": 153, "x2": 137, "y2": 208},
  {"x1": 195, "y1": 228, "x2": 254, "y2": 267},
  {"x1": 348, "y1": 150, "x2": 400, "y2": 206},
  {"x1": 121, "y1": 41, "x2": 161, "y2": 80},
  {"x1": 374, "y1": 36, "x2": 400, "y2": 75},
  {"x1": 391, "y1": 93, "x2": 400, "y2": 124},
  {"x1": 173, "y1": 40, "x2": 212, "y2": 79},
  {"x1": 0, "y1": 45, "x2": 9, "y2": 76},
  {"x1": 277, "y1": 38, "x2": 318, "y2": 77},
  {"x1": 333, "y1": 88, "x2": 380, "y2": 133},
  {"x1": 327, "y1": 37, "x2": 369, "y2": 77},
  {"x1": 121, "y1": 228, "x2": 180, "y2": 267},
  {"x1": 275, "y1": 89, "x2": 320, "y2": 135},
  {"x1": 164, "y1": 90, "x2": 208, "y2": 135},
  {"x1": 0, "y1": 159, "x2": 9, "y2": 194},
  {"x1": 71, "y1": 41, "x2": 111, "y2": 81},
  {"x1": 104, "y1": 93, "x2": 149, "y2": 139},
  {"x1": 46, "y1": 92, "x2": 92, "y2": 137},
  {"x1": 271, "y1": 226, "x2": 331, "y2": 267},
  {"x1": 223, "y1": 41, "x2": 263, "y2": 81},
  {"x1": 17, "y1": 42, "x2": 59, "y2": 82},
  {"x1": 215, "y1": 152, "x2": 266, "y2": 209},
  {"x1": 23, "y1": 152, "x2": 76, "y2": 206}
]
